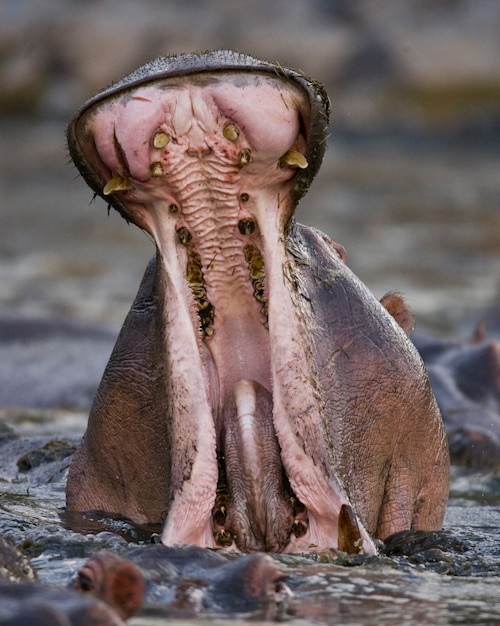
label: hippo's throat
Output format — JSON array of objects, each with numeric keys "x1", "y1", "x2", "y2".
[{"x1": 76, "y1": 72, "x2": 375, "y2": 555}]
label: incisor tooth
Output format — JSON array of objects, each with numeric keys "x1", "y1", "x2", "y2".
[
  {"x1": 223, "y1": 123, "x2": 239, "y2": 141},
  {"x1": 153, "y1": 131, "x2": 170, "y2": 149},
  {"x1": 280, "y1": 149, "x2": 308, "y2": 169},
  {"x1": 103, "y1": 176, "x2": 135, "y2": 195}
]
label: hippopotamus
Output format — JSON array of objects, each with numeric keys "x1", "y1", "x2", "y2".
[
  {"x1": 412, "y1": 320, "x2": 500, "y2": 470},
  {"x1": 73, "y1": 546, "x2": 291, "y2": 619},
  {"x1": 0, "y1": 535, "x2": 136, "y2": 625},
  {"x1": 0, "y1": 580, "x2": 132, "y2": 625},
  {"x1": 65, "y1": 50, "x2": 449, "y2": 555}
]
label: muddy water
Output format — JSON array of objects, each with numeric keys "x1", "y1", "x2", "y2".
[{"x1": 1, "y1": 117, "x2": 500, "y2": 624}]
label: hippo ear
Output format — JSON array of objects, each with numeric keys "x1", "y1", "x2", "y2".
[
  {"x1": 318, "y1": 230, "x2": 348, "y2": 262},
  {"x1": 75, "y1": 551, "x2": 145, "y2": 619},
  {"x1": 103, "y1": 560, "x2": 145, "y2": 619},
  {"x1": 380, "y1": 292, "x2": 414, "y2": 335}
]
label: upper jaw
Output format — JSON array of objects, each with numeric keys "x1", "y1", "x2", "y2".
[{"x1": 67, "y1": 50, "x2": 331, "y2": 221}]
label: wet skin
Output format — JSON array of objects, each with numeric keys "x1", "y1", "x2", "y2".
[
  {"x1": 65, "y1": 50, "x2": 450, "y2": 554},
  {"x1": 73, "y1": 546, "x2": 290, "y2": 619},
  {"x1": 412, "y1": 324, "x2": 500, "y2": 470},
  {"x1": 0, "y1": 580, "x2": 128, "y2": 625}
]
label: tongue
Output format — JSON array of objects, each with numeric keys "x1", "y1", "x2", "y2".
[{"x1": 221, "y1": 379, "x2": 294, "y2": 552}]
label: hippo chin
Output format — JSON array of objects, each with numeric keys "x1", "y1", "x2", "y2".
[{"x1": 65, "y1": 50, "x2": 449, "y2": 555}]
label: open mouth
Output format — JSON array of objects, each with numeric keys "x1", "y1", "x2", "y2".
[{"x1": 68, "y1": 62, "x2": 376, "y2": 555}]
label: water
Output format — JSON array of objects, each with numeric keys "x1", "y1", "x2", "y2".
[
  {"x1": 1, "y1": 120, "x2": 499, "y2": 333},
  {"x1": 1, "y1": 436, "x2": 499, "y2": 625},
  {"x1": 1, "y1": 117, "x2": 499, "y2": 623}
]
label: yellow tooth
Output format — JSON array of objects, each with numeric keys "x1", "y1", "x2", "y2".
[
  {"x1": 292, "y1": 519, "x2": 307, "y2": 538},
  {"x1": 150, "y1": 161, "x2": 163, "y2": 177},
  {"x1": 280, "y1": 149, "x2": 308, "y2": 169},
  {"x1": 338, "y1": 503, "x2": 362, "y2": 554},
  {"x1": 103, "y1": 176, "x2": 135, "y2": 195},
  {"x1": 238, "y1": 149, "x2": 251, "y2": 167},
  {"x1": 223, "y1": 123, "x2": 239, "y2": 141},
  {"x1": 153, "y1": 131, "x2": 170, "y2": 149}
]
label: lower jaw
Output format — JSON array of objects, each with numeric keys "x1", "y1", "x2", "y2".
[
  {"x1": 212, "y1": 384, "x2": 308, "y2": 553},
  {"x1": 161, "y1": 471, "x2": 371, "y2": 555},
  {"x1": 155, "y1": 236, "x2": 378, "y2": 555},
  {"x1": 158, "y1": 332, "x2": 376, "y2": 555}
]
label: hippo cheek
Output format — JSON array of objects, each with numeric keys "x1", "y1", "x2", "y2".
[{"x1": 68, "y1": 69, "x2": 376, "y2": 556}]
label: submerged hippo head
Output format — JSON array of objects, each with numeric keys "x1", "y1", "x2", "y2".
[{"x1": 66, "y1": 50, "x2": 449, "y2": 554}]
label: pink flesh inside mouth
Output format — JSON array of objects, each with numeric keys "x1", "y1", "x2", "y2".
[{"x1": 76, "y1": 72, "x2": 377, "y2": 555}]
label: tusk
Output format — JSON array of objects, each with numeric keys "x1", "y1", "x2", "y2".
[
  {"x1": 103, "y1": 176, "x2": 135, "y2": 195},
  {"x1": 280, "y1": 149, "x2": 308, "y2": 169},
  {"x1": 337, "y1": 503, "x2": 363, "y2": 554}
]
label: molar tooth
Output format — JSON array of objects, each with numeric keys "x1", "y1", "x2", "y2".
[
  {"x1": 290, "y1": 496, "x2": 306, "y2": 515},
  {"x1": 244, "y1": 245, "x2": 264, "y2": 272},
  {"x1": 292, "y1": 519, "x2": 307, "y2": 538},
  {"x1": 185, "y1": 251, "x2": 215, "y2": 337},
  {"x1": 176, "y1": 226, "x2": 192, "y2": 245},
  {"x1": 238, "y1": 149, "x2": 251, "y2": 167},
  {"x1": 150, "y1": 161, "x2": 163, "y2": 177},
  {"x1": 213, "y1": 508, "x2": 226, "y2": 526},
  {"x1": 280, "y1": 149, "x2": 308, "y2": 169},
  {"x1": 187, "y1": 268, "x2": 205, "y2": 289},
  {"x1": 238, "y1": 218, "x2": 255, "y2": 236},
  {"x1": 102, "y1": 176, "x2": 135, "y2": 195},
  {"x1": 196, "y1": 297, "x2": 211, "y2": 311},
  {"x1": 250, "y1": 268, "x2": 265, "y2": 282},
  {"x1": 215, "y1": 529, "x2": 233, "y2": 547},
  {"x1": 216, "y1": 493, "x2": 227, "y2": 508},
  {"x1": 153, "y1": 131, "x2": 170, "y2": 149},
  {"x1": 254, "y1": 288, "x2": 265, "y2": 303},
  {"x1": 190, "y1": 285, "x2": 205, "y2": 296},
  {"x1": 223, "y1": 122, "x2": 239, "y2": 141},
  {"x1": 187, "y1": 269, "x2": 203, "y2": 284}
]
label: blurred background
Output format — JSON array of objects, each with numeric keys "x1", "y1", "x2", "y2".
[{"x1": 1, "y1": 0, "x2": 499, "y2": 336}]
